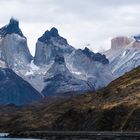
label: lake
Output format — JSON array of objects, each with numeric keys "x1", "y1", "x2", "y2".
[
  {"x1": 0, "y1": 133, "x2": 42, "y2": 140},
  {"x1": 0, "y1": 139, "x2": 42, "y2": 140},
  {"x1": 1, "y1": 132, "x2": 140, "y2": 140}
]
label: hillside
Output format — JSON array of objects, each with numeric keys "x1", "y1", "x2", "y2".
[{"x1": 0, "y1": 66, "x2": 140, "y2": 133}]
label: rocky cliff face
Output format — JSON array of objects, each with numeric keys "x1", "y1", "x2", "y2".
[
  {"x1": 111, "y1": 36, "x2": 133, "y2": 50},
  {"x1": 66, "y1": 47, "x2": 113, "y2": 89},
  {"x1": 34, "y1": 27, "x2": 74, "y2": 65},
  {"x1": 42, "y1": 55, "x2": 95, "y2": 96},
  {"x1": 0, "y1": 18, "x2": 32, "y2": 69},
  {"x1": 0, "y1": 68, "x2": 42, "y2": 105},
  {"x1": 103, "y1": 36, "x2": 140, "y2": 78},
  {"x1": 0, "y1": 18, "x2": 24, "y2": 37}
]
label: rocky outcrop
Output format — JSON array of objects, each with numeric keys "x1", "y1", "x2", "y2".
[
  {"x1": 0, "y1": 18, "x2": 32, "y2": 69},
  {"x1": 111, "y1": 36, "x2": 133, "y2": 50},
  {"x1": 66, "y1": 47, "x2": 113, "y2": 89},
  {"x1": 0, "y1": 18, "x2": 24, "y2": 38},
  {"x1": 34, "y1": 27, "x2": 74, "y2": 65},
  {"x1": 82, "y1": 47, "x2": 109, "y2": 64},
  {"x1": 0, "y1": 68, "x2": 42, "y2": 105},
  {"x1": 103, "y1": 36, "x2": 140, "y2": 78},
  {"x1": 42, "y1": 55, "x2": 95, "y2": 96},
  {"x1": 134, "y1": 35, "x2": 140, "y2": 42}
]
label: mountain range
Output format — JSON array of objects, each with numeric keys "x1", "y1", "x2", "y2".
[{"x1": 0, "y1": 18, "x2": 140, "y2": 105}]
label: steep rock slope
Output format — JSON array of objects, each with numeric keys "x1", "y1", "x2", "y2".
[
  {"x1": 42, "y1": 55, "x2": 95, "y2": 96},
  {"x1": 34, "y1": 27, "x2": 74, "y2": 65},
  {"x1": 0, "y1": 68, "x2": 42, "y2": 105},
  {"x1": 0, "y1": 18, "x2": 32, "y2": 69},
  {"x1": 104, "y1": 36, "x2": 140, "y2": 78},
  {"x1": 66, "y1": 47, "x2": 113, "y2": 89}
]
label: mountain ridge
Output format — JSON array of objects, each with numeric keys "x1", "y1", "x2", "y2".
[{"x1": 0, "y1": 19, "x2": 113, "y2": 97}]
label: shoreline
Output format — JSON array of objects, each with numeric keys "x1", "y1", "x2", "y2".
[{"x1": 9, "y1": 131, "x2": 140, "y2": 140}]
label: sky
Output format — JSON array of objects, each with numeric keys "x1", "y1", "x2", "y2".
[{"x1": 0, "y1": 0, "x2": 140, "y2": 55}]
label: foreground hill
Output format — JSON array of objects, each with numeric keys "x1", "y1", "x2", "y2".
[{"x1": 0, "y1": 66, "x2": 140, "y2": 133}]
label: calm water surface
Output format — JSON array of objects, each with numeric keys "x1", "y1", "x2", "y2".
[
  {"x1": 0, "y1": 133, "x2": 42, "y2": 140},
  {"x1": 0, "y1": 139, "x2": 43, "y2": 140}
]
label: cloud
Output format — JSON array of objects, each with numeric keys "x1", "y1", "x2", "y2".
[{"x1": 0, "y1": 0, "x2": 140, "y2": 55}]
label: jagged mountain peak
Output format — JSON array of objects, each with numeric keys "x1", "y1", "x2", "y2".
[
  {"x1": 81, "y1": 47, "x2": 109, "y2": 64},
  {"x1": 0, "y1": 18, "x2": 32, "y2": 69},
  {"x1": 34, "y1": 27, "x2": 74, "y2": 65},
  {"x1": 38, "y1": 27, "x2": 59, "y2": 43},
  {"x1": 50, "y1": 27, "x2": 59, "y2": 37},
  {"x1": 82, "y1": 47, "x2": 92, "y2": 55},
  {"x1": 9, "y1": 18, "x2": 19, "y2": 26},
  {"x1": 0, "y1": 18, "x2": 24, "y2": 37}
]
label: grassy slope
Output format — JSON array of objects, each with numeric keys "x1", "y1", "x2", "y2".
[{"x1": 0, "y1": 66, "x2": 140, "y2": 132}]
